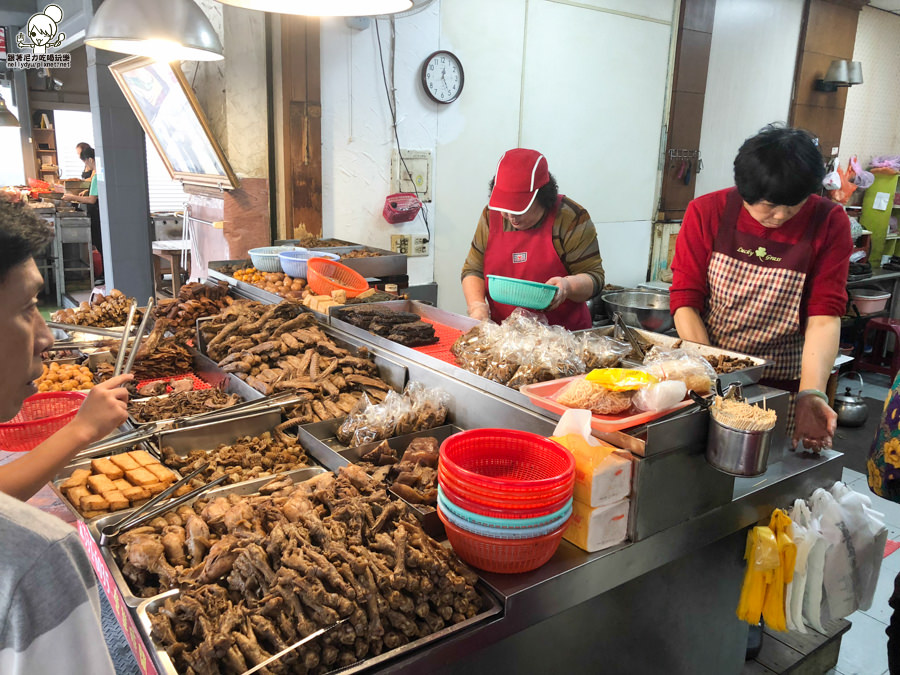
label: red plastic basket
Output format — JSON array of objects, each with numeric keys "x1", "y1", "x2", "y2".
[
  {"x1": 306, "y1": 258, "x2": 370, "y2": 298},
  {"x1": 0, "y1": 392, "x2": 86, "y2": 452},
  {"x1": 383, "y1": 193, "x2": 422, "y2": 224},
  {"x1": 440, "y1": 478, "x2": 573, "y2": 519},
  {"x1": 438, "y1": 465, "x2": 574, "y2": 508},
  {"x1": 439, "y1": 429, "x2": 575, "y2": 492},
  {"x1": 438, "y1": 508, "x2": 568, "y2": 574}
]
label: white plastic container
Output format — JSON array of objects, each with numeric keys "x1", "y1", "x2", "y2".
[{"x1": 850, "y1": 288, "x2": 891, "y2": 315}]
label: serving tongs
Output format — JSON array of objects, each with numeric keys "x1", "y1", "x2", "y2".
[
  {"x1": 613, "y1": 311, "x2": 646, "y2": 361},
  {"x1": 241, "y1": 618, "x2": 349, "y2": 675},
  {"x1": 113, "y1": 297, "x2": 156, "y2": 377},
  {"x1": 98, "y1": 462, "x2": 227, "y2": 546},
  {"x1": 688, "y1": 380, "x2": 744, "y2": 410},
  {"x1": 76, "y1": 392, "x2": 310, "y2": 459},
  {"x1": 47, "y1": 322, "x2": 129, "y2": 338}
]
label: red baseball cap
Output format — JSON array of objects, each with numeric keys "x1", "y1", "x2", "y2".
[{"x1": 488, "y1": 148, "x2": 550, "y2": 215}]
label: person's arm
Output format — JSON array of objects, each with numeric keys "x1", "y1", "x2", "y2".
[
  {"x1": 0, "y1": 374, "x2": 132, "y2": 500},
  {"x1": 673, "y1": 306, "x2": 711, "y2": 345},
  {"x1": 793, "y1": 315, "x2": 840, "y2": 452},
  {"x1": 545, "y1": 273, "x2": 595, "y2": 310},
  {"x1": 462, "y1": 275, "x2": 490, "y2": 321},
  {"x1": 61, "y1": 192, "x2": 97, "y2": 205}
]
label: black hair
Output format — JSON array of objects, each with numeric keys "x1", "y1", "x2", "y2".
[
  {"x1": 488, "y1": 173, "x2": 560, "y2": 210},
  {"x1": 0, "y1": 199, "x2": 54, "y2": 283},
  {"x1": 734, "y1": 124, "x2": 825, "y2": 206},
  {"x1": 76, "y1": 142, "x2": 94, "y2": 161}
]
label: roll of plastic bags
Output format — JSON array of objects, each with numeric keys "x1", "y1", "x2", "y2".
[
  {"x1": 786, "y1": 499, "x2": 817, "y2": 633},
  {"x1": 829, "y1": 482, "x2": 888, "y2": 611}
]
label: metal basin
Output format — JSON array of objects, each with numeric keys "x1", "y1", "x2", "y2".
[{"x1": 602, "y1": 291, "x2": 673, "y2": 333}]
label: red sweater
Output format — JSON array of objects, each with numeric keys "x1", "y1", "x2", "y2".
[{"x1": 670, "y1": 189, "x2": 852, "y2": 319}]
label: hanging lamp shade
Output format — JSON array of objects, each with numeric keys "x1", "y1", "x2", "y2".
[
  {"x1": 213, "y1": 0, "x2": 412, "y2": 16},
  {"x1": 847, "y1": 61, "x2": 864, "y2": 86},
  {"x1": 0, "y1": 95, "x2": 19, "y2": 127},
  {"x1": 823, "y1": 59, "x2": 850, "y2": 86},
  {"x1": 86, "y1": 0, "x2": 224, "y2": 62}
]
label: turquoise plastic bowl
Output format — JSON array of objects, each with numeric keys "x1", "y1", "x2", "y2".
[
  {"x1": 278, "y1": 249, "x2": 339, "y2": 279},
  {"x1": 438, "y1": 501, "x2": 573, "y2": 540},
  {"x1": 438, "y1": 485, "x2": 573, "y2": 530},
  {"x1": 487, "y1": 275, "x2": 558, "y2": 310}
]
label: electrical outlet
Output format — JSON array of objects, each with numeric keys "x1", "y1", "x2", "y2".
[
  {"x1": 390, "y1": 234, "x2": 411, "y2": 255},
  {"x1": 411, "y1": 236, "x2": 429, "y2": 257}
]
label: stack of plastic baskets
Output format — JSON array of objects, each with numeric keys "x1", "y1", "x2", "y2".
[{"x1": 437, "y1": 429, "x2": 575, "y2": 574}]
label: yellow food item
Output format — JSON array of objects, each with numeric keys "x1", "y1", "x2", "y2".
[
  {"x1": 35, "y1": 362, "x2": 95, "y2": 391},
  {"x1": 585, "y1": 368, "x2": 658, "y2": 391}
]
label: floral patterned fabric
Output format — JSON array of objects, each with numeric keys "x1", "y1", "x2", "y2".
[{"x1": 868, "y1": 371, "x2": 900, "y2": 501}]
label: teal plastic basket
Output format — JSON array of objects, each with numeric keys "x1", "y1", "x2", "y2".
[
  {"x1": 437, "y1": 501, "x2": 572, "y2": 540},
  {"x1": 487, "y1": 275, "x2": 558, "y2": 310},
  {"x1": 438, "y1": 485, "x2": 573, "y2": 530}
]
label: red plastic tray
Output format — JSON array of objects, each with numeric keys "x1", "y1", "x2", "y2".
[
  {"x1": 411, "y1": 318, "x2": 463, "y2": 364},
  {"x1": 519, "y1": 376, "x2": 693, "y2": 432}
]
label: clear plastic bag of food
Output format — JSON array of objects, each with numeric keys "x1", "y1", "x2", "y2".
[
  {"x1": 632, "y1": 380, "x2": 687, "y2": 412},
  {"x1": 642, "y1": 348, "x2": 717, "y2": 395},
  {"x1": 580, "y1": 334, "x2": 632, "y2": 370},
  {"x1": 336, "y1": 393, "x2": 373, "y2": 444},
  {"x1": 351, "y1": 390, "x2": 402, "y2": 447}
]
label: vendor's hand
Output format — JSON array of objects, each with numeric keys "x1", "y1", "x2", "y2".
[
  {"x1": 67, "y1": 374, "x2": 133, "y2": 446},
  {"x1": 467, "y1": 302, "x2": 491, "y2": 322},
  {"x1": 78, "y1": 190, "x2": 88, "y2": 197},
  {"x1": 545, "y1": 276, "x2": 569, "y2": 311},
  {"x1": 792, "y1": 394, "x2": 837, "y2": 453}
]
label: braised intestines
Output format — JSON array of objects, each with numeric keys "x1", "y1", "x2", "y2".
[
  {"x1": 153, "y1": 281, "x2": 234, "y2": 330},
  {"x1": 129, "y1": 389, "x2": 242, "y2": 423},
  {"x1": 118, "y1": 468, "x2": 481, "y2": 674},
  {"x1": 200, "y1": 300, "x2": 394, "y2": 424}
]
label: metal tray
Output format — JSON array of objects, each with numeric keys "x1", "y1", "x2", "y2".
[
  {"x1": 88, "y1": 467, "x2": 327, "y2": 607},
  {"x1": 135, "y1": 579, "x2": 501, "y2": 675},
  {"x1": 299, "y1": 424, "x2": 463, "y2": 538},
  {"x1": 50, "y1": 442, "x2": 168, "y2": 524},
  {"x1": 585, "y1": 326, "x2": 770, "y2": 387},
  {"x1": 308, "y1": 245, "x2": 407, "y2": 278}
]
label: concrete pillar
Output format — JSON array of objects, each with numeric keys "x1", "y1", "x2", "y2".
[{"x1": 85, "y1": 46, "x2": 154, "y2": 299}]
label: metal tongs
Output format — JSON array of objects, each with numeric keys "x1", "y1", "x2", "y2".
[
  {"x1": 689, "y1": 380, "x2": 744, "y2": 410},
  {"x1": 114, "y1": 297, "x2": 156, "y2": 377},
  {"x1": 47, "y1": 322, "x2": 129, "y2": 338},
  {"x1": 98, "y1": 462, "x2": 227, "y2": 546},
  {"x1": 241, "y1": 618, "x2": 349, "y2": 675},
  {"x1": 613, "y1": 311, "x2": 646, "y2": 360}
]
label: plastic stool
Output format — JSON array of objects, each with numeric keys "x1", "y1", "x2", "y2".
[{"x1": 857, "y1": 317, "x2": 900, "y2": 379}]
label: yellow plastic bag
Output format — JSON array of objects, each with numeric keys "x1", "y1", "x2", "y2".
[
  {"x1": 736, "y1": 526, "x2": 779, "y2": 625},
  {"x1": 762, "y1": 509, "x2": 797, "y2": 632},
  {"x1": 584, "y1": 368, "x2": 658, "y2": 391}
]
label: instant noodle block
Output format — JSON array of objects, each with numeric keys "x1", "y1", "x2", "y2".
[
  {"x1": 550, "y1": 433, "x2": 632, "y2": 507},
  {"x1": 563, "y1": 497, "x2": 630, "y2": 553}
]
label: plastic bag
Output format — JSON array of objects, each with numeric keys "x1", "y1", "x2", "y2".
[
  {"x1": 585, "y1": 368, "x2": 658, "y2": 391},
  {"x1": 762, "y1": 509, "x2": 797, "y2": 632},
  {"x1": 822, "y1": 168, "x2": 842, "y2": 191},
  {"x1": 642, "y1": 348, "x2": 717, "y2": 395},
  {"x1": 785, "y1": 499, "x2": 819, "y2": 633},
  {"x1": 556, "y1": 376, "x2": 637, "y2": 415},
  {"x1": 632, "y1": 380, "x2": 687, "y2": 412},
  {"x1": 810, "y1": 487, "x2": 856, "y2": 624},
  {"x1": 737, "y1": 525, "x2": 780, "y2": 625},
  {"x1": 850, "y1": 155, "x2": 875, "y2": 189},
  {"x1": 580, "y1": 334, "x2": 631, "y2": 370},
  {"x1": 829, "y1": 160, "x2": 858, "y2": 204}
]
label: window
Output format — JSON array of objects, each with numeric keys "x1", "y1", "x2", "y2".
[{"x1": 0, "y1": 83, "x2": 25, "y2": 186}]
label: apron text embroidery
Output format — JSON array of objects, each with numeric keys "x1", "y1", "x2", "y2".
[{"x1": 737, "y1": 246, "x2": 783, "y2": 262}]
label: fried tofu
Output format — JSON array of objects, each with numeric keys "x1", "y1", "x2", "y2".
[
  {"x1": 144, "y1": 482, "x2": 169, "y2": 495},
  {"x1": 146, "y1": 463, "x2": 175, "y2": 483},
  {"x1": 90, "y1": 457, "x2": 124, "y2": 480},
  {"x1": 67, "y1": 486, "x2": 90, "y2": 509},
  {"x1": 128, "y1": 450, "x2": 157, "y2": 467},
  {"x1": 109, "y1": 453, "x2": 140, "y2": 472},
  {"x1": 81, "y1": 510, "x2": 107, "y2": 519},
  {"x1": 113, "y1": 478, "x2": 131, "y2": 491},
  {"x1": 125, "y1": 467, "x2": 157, "y2": 487},
  {"x1": 122, "y1": 486, "x2": 151, "y2": 503},
  {"x1": 60, "y1": 469, "x2": 91, "y2": 490},
  {"x1": 80, "y1": 495, "x2": 109, "y2": 512},
  {"x1": 87, "y1": 474, "x2": 117, "y2": 495},
  {"x1": 102, "y1": 491, "x2": 129, "y2": 511}
]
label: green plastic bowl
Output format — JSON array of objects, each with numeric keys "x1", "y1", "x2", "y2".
[{"x1": 487, "y1": 275, "x2": 558, "y2": 310}]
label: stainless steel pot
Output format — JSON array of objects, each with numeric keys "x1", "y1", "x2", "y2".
[
  {"x1": 834, "y1": 371, "x2": 868, "y2": 428},
  {"x1": 706, "y1": 417, "x2": 772, "y2": 477}
]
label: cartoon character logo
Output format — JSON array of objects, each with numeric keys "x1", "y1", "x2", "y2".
[
  {"x1": 755, "y1": 247, "x2": 767, "y2": 260},
  {"x1": 17, "y1": 5, "x2": 65, "y2": 55}
]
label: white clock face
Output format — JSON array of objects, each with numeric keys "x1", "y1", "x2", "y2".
[{"x1": 423, "y1": 52, "x2": 463, "y2": 104}]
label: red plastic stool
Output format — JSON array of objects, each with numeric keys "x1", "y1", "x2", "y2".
[{"x1": 857, "y1": 317, "x2": 900, "y2": 378}]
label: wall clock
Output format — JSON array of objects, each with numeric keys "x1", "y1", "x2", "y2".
[{"x1": 421, "y1": 50, "x2": 464, "y2": 104}]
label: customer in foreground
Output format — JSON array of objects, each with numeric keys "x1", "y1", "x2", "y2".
[{"x1": 0, "y1": 198, "x2": 131, "y2": 674}]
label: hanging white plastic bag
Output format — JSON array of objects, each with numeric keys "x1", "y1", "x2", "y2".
[
  {"x1": 810, "y1": 486, "x2": 857, "y2": 623},
  {"x1": 830, "y1": 482, "x2": 888, "y2": 611},
  {"x1": 803, "y1": 489, "x2": 833, "y2": 631},
  {"x1": 823, "y1": 157, "x2": 842, "y2": 191},
  {"x1": 786, "y1": 499, "x2": 817, "y2": 633}
]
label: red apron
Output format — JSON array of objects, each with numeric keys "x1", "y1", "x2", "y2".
[{"x1": 484, "y1": 195, "x2": 592, "y2": 330}]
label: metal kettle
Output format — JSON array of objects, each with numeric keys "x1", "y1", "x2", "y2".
[{"x1": 834, "y1": 372, "x2": 868, "y2": 428}]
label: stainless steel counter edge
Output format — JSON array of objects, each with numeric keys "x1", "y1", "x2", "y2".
[{"x1": 378, "y1": 449, "x2": 843, "y2": 674}]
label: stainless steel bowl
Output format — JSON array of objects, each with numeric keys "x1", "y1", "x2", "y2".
[{"x1": 602, "y1": 291, "x2": 673, "y2": 333}]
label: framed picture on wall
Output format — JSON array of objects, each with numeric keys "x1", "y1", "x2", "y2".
[{"x1": 109, "y1": 55, "x2": 239, "y2": 190}]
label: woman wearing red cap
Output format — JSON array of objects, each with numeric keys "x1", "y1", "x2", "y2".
[{"x1": 461, "y1": 148, "x2": 605, "y2": 330}]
